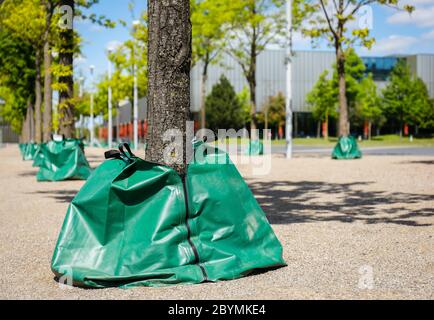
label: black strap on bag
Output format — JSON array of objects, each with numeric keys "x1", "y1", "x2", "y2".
[
  {"x1": 105, "y1": 143, "x2": 136, "y2": 163},
  {"x1": 104, "y1": 149, "x2": 122, "y2": 160}
]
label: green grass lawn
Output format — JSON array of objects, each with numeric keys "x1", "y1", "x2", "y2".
[
  {"x1": 276, "y1": 135, "x2": 434, "y2": 147},
  {"x1": 224, "y1": 135, "x2": 434, "y2": 147}
]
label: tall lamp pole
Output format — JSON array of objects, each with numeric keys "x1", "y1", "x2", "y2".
[
  {"x1": 285, "y1": 0, "x2": 293, "y2": 159},
  {"x1": 107, "y1": 48, "x2": 113, "y2": 148},
  {"x1": 79, "y1": 76, "x2": 85, "y2": 138},
  {"x1": 89, "y1": 66, "x2": 95, "y2": 145},
  {"x1": 132, "y1": 20, "x2": 140, "y2": 150}
]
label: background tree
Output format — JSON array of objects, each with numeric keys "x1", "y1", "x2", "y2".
[
  {"x1": 356, "y1": 73, "x2": 384, "y2": 139},
  {"x1": 146, "y1": 0, "x2": 191, "y2": 174},
  {"x1": 191, "y1": 0, "x2": 229, "y2": 129},
  {"x1": 382, "y1": 60, "x2": 418, "y2": 137},
  {"x1": 0, "y1": 29, "x2": 36, "y2": 140},
  {"x1": 205, "y1": 75, "x2": 244, "y2": 133},
  {"x1": 1, "y1": 0, "x2": 45, "y2": 143},
  {"x1": 407, "y1": 78, "x2": 433, "y2": 134},
  {"x1": 295, "y1": 0, "x2": 414, "y2": 137},
  {"x1": 226, "y1": 0, "x2": 286, "y2": 139},
  {"x1": 307, "y1": 70, "x2": 336, "y2": 138},
  {"x1": 257, "y1": 93, "x2": 286, "y2": 139}
]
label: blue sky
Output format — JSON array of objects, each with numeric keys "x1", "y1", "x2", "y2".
[{"x1": 75, "y1": 0, "x2": 434, "y2": 88}]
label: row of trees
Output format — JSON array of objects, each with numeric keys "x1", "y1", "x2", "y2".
[
  {"x1": 307, "y1": 49, "x2": 434, "y2": 139},
  {"x1": 0, "y1": 0, "x2": 421, "y2": 149}
]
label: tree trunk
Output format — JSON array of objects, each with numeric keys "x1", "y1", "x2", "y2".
[
  {"x1": 34, "y1": 49, "x2": 43, "y2": 143},
  {"x1": 368, "y1": 121, "x2": 372, "y2": 140},
  {"x1": 21, "y1": 99, "x2": 34, "y2": 143},
  {"x1": 146, "y1": 0, "x2": 191, "y2": 174},
  {"x1": 58, "y1": 0, "x2": 75, "y2": 139},
  {"x1": 336, "y1": 46, "x2": 349, "y2": 137},
  {"x1": 316, "y1": 121, "x2": 320, "y2": 138},
  {"x1": 247, "y1": 65, "x2": 259, "y2": 140},
  {"x1": 43, "y1": 1, "x2": 53, "y2": 142}
]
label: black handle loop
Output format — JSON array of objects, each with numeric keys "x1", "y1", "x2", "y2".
[
  {"x1": 104, "y1": 150, "x2": 122, "y2": 160},
  {"x1": 118, "y1": 143, "x2": 136, "y2": 161}
]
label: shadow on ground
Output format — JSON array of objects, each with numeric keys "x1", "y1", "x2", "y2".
[
  {"x1": 30, "y1": 190, "x2": 78, "y2": 203},
  {"x1": 247, "y1": 180, "x2": 434, "y2": 227}
]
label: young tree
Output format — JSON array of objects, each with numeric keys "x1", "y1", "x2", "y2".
[
  {"x1": 408, "y1": 78, "x2": 433, "y2": 133},
  {"x1": 226, "y1": 0, "x2": 286, "y2": 139},
  {"x1": 356, "y1": 73, "x2": 383, "y2": 139},
  {"x1": 42, "y1": 0, "x2": 56, "y2": 142},
  {"x1": 56, "y1": 0, "x2": 75, "y2": 138},
  {"x1": 1, "y1": 0, "x2": 46, "y2": 143},
  {"x1": 296, "y1": 0, "x2": 414, "y2": 137},
  {"x1": 147, "y1": 0, "x2": 191, "y2": 174},
  {"x1": 0, "y1": 29, "x2": 36, "y2": 138},
  {"x1": 205, "y1": 75, "x2": 244, "y2": 133},
  {"x1": 306, "y1": 70, "x2": 336, "y2": 138},
  {"x1": 382, "y1": 60, "x2": 416, "y2": 137},
  {"x1": 257, "y1": 92, "x2": 286, "y2": 139}
]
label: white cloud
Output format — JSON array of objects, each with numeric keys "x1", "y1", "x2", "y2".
[
  {"x1": 361, "y1": 35, "x2": 419, "y2": 56},
  {"x1": 106, "y1": 40, "x2": 122, "y2": 52},
  {"x1": 387, "y1": 5, "x2": 434, "y2": 28},
  {"x1": 422, "y1": 29, "x2": 434, "y2": 39}
]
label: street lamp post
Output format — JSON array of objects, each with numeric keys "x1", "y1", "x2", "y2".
[
  {"x1": 89, "y1": 66, "x2": 95, "y2": 145},
  {"x1": 285, "y1": 0, "x2": 293, "y2": 159},
  {"x1": 79, "y1": 76, "x2": 85, "y2": 138},
  {"x1": 132, "y1": 20, "x2": 140, "y2": 151},
  {"x1": 107, "y1": 48, "x2": 113, "y2": 148}
]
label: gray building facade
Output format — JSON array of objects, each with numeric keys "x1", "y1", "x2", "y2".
[{"x1": 190, "y1": 50, "x2": 434, "y2": 114}]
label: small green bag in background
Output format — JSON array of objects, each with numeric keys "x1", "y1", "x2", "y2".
[
  {"x1": 36, "y1": 139, "x2": 91, "y2": 182},
  {"x1": 245, "y1": 140, "x2": 264, "y2": 155},
  {"x1": 22, "y1": 142, "x2": 39, "y2": 161},
  {"x1": 332, "y1": 136, "x2": 362, "y2": 160}
]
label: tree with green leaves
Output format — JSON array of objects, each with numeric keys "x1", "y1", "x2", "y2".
[
  {"x1": 356, "y1": 73, "x2": 384, "y2": 139},
  {"x1": 307, "y1": 70, "x2": 336, "y2": 138},
  {"x1": 257, "y1": 92, "x2": 286, "y2": 139},
  {"x1": 205, "y1": 75, "x2": 245, "y2": 133},
  {"x1": 1, "y1": 0, "x2": 46, "y2": 142},
  {"x1": 295, "y1": 0, "x2": 415, "y2": 137},
  {"x1": 0, "y1": 29, "x2": 36, "y2": 139},
  {"x1": 225, "y1": 0, "x2": 286, "y2": 139},
  {"x1": 381, "y1": 59, "x2": 422, "y2": 137}
]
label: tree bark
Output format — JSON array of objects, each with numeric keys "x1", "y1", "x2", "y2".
[
  {"x1": 21, "y1": 99, "x2": 34, "y2": 143},
  {"x1": 34, "y1": 49, "x2": 43, "y2": 143},
  {"x1": 58, "y1": 0, "x2": 75, "y2": 139},
  {"x1": 146, "y1": 0, "x2": 192, "y2": 174},
  {"x1": 43, "y1": 1, "x2": 53, "y2": 142}
]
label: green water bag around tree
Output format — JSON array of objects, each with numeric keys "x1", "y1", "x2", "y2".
[
  {"x1": 51, "y1": 143, "x2": 285, "y2": 288},
  {"x1": 36, "y1": 139, "x2": 92, "y2": 182}
]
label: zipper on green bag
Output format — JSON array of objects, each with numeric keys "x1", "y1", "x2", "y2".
[{"x1": 181, "y1": 174, "x2": 208, "y2": 282}]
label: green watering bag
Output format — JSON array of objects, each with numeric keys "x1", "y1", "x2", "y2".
[
  {"x1": 22, "y1": 142, "x2": 39, "y2": 161},
  {"x1": 51, "y1": 143, "x2": 285, "y2": 288},
  {"x1": 332, "y1": 136, "x2": 362, "y2": 160},
  {"x1": 36, "y1": 139, "x2": 91, "y2": 182},
  {"x1": 245, "y1": 140, "x2": 264, "y2": 156},
  {"x1": 19, "y1": 143, "x2": 27, "y2": 158}
]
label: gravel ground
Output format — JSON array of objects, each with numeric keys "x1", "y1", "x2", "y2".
[{"x1": 0, "y1": 144, "x2": 433, "y2": 300}]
